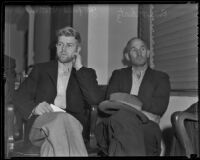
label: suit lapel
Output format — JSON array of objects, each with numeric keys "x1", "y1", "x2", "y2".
[
  {"x1": 123, "y1": 67, "x2": 132, "y2": 93},
  {"x1": 138, "y1": 67, "x2": 152, "y2": 96},
  {"x1": 46, "y1": 61, "x2": 58, "y2": 88},
  {"x1": 66, "y1": 68, "x2": 77, "y2": 104},
  {"x1": 126, "y1": 67, "x2": 132, "y2": 93}
]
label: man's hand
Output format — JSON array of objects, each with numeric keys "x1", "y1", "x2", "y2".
[
  {"x1": 142, "y1": 110, "x2": 160, "y2": 124},
  {"x1": 33, "y1": 101, "x2": 53, "y2": 116},
  {"x1": 72, "y1": 47, "x2": 83, "y2": 70},
  {"x1": 129, "y1": 104, "x2": 142, "y2": 111},
  {"x1": 110, "y1": 92, "x2": 143, "y2": 111}
]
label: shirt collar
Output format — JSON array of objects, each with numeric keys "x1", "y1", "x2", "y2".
[
  {"x1": 58, "y1": 61, "x2": 72, "y2": 74},
  {"x1": 132, "y1": 65, "x2": 148, "y2": 78}
]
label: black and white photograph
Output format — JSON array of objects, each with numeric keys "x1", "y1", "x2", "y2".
[{"x1": 4, "y1": 2, "x2": 198, "y2": 158}]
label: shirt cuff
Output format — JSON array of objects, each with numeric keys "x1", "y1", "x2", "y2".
[{"x1": 28, "y1": 108, "x2": 35, "y2": 119}]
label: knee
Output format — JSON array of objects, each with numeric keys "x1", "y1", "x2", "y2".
[{"x1": 56, "y1": 112, "x2": 67, "y2": 119}]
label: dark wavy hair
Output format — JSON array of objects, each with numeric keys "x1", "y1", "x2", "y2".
[{"x1": 56, "y1": 26, "x2": 81, "y2": 44}]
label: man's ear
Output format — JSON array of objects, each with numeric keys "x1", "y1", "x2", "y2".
[{"x1": 124, "y1": 53, "x2": 130, "y2": 61}]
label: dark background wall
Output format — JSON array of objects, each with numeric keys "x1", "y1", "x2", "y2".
[
  {"x1": 5, "y1": 5, "x2": 73, "y2": 73},
  {"x1": 50, "y1": 6, "x2": 73, "y2": 60}
]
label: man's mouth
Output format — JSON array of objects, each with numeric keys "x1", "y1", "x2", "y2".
[
  {"x1": 136, "y1": 56, "x2": 143, "y2": 59},
  {"x1": 61, "y1": 53, "x2": 67, "y2": 56}
]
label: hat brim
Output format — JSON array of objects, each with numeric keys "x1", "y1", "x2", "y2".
[{"x1": 98, "y1": 100, "x2": 149, "y2": 123}]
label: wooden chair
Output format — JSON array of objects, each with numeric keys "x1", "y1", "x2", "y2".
[
  {"x1": 5, "y1": 103, "x2": 102, "y2": 157},
  {"x1": 5, "y1": 82, "x2": 167, "y2": 157},
  {"x1": 5, "y1": 85, "x2": 107, "y2": 158},
  {"x1": 171, "y1": 102, "x2": 199, "y2": 157}
]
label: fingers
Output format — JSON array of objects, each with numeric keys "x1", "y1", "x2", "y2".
[
  {"x1": 71, "y1": 52, "x2": 79, "y2": 63},
  {"x1": 131, "y1": 104, "x2": 142, "y2": 111},
  {"x1": 34, "y1": 101, "x2": 53, "y2": 116},
  {"x1": 72, "y1": 52, "x2": 79, "y2": 59},
  {"x1": 73, "y1": 46, "x2": 81, "y2": 56},
  {"x1": 72, "y1": 51, "x2": 82, "y2": 70}
]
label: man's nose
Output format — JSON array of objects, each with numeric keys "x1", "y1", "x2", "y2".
[
  {"x1": 136, "y1": 49, "x2": 142, "y2": 56},
  {"x1": 62, "y1": 45, "x2": 68, "y2": 52}
]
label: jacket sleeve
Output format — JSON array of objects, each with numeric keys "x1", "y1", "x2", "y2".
[
  {"x1": 106, "y1": 70, "x2": 121, "y2": 99},
  {"x1": 139, "y1": 73, "x2": 171, "y2": 117},
  {"x1": 13, "y1": 65, "x2": 39, "y2": 120},
  {"x1": 75, "y1": 67, "x2": 105, "y2": 105}
]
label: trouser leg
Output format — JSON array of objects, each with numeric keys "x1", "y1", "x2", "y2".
[
  {"x1": 29, "y1": 112, "x2": 88, "y2": 156},
  {"x1": 95, "y1": 118, "x2": 110, "y2": 155},
  {"x1": 95, "y1": 109, "x2": 146, "y2": 156},
  {"x1": 142, "y1": 120, "x2": 162, "y2": 156}
]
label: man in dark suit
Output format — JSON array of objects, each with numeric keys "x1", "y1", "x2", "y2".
[
  {"x1": 13, "y1": 26, "x2": 105, "y2": 156},
  {"x1": 4, "y1": 55, "x2": 16, "y2": 105},
  {"x1": 95, "y1": 37, "x2": 170, "y2": 156}
]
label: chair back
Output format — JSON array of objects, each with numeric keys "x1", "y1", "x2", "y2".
[{"x1": 171, "y1": 102, "x2": 199, "y2": 157}]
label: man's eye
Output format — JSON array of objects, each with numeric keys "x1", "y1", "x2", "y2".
[
  {"x1": 141, "y1": 47, "x2": 146, "y2": 51},
  {"x1": 57, "y1": 43, "x2": 63, "y2": 47},
  {"x1": 67, "y1": 44, "x2": 73, "y2": 47},
  {"x1": 67, "y1": 44, "x2": 74, "y2": 48},
  {"x1": 130, "y1": 49, "x2": 137, "y2": 53}
]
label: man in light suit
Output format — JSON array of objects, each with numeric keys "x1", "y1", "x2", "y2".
[
  {"x1": 13, "y1": 26, "x2": 105, "y2": 156},
  {"x1": 95, "y1": 37, "x2": 170, "y2": 156}
]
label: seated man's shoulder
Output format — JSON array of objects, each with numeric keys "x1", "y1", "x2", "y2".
[
  {"x1": 113, "y1": 67, "x2": 131, "y2": 74},
  {"x1": 151, "y1": 68, "x2": 169, "y2": 79},
  {"x1": 79, "y1": 66, "x2": 95, "y2": 72},
  {"x1": 34, "y1": 61, "x2": 56, "y2": 69}
]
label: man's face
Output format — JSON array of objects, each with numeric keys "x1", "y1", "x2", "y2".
[
  {"x1": 56, "y1": 36, "x2": 79, "y2": 63},
  {"x1": 126, "y1": 39, "x2": 149, "y2": 67}
]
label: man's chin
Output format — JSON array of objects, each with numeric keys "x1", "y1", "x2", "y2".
[
  {"x1": 58, "y1": 57, "x2": 73, "y2": 63},
  {"x1": 132, "y1": 62, "x2": 147, "y2": 67}
]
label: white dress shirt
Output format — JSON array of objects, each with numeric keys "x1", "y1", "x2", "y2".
[
  {"x1": 54, "y1": 62, "x2": 72, "y2": 109},
  {"x1": 130, "y1": 66, "x2": 147, "y2": 96}
]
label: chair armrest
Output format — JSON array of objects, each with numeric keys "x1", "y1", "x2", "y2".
[
  {"x1": 171, "y1": 111, "x2": 198, "y2": 157},
  {"x1": 180, "y1": 112, "x2": 198, "y2": 121},
  {"x1": 5, "y1": 104, "x2": 15, "y2": 155},
  {"x1": 90, "y1": 105, "x2": 98, "y2": 136}
]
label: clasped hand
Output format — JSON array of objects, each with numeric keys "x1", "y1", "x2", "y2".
[{"x1": 33, "y1": 101, "x2": 53, "y2": 116}]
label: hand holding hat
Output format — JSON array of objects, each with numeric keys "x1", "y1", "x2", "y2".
[{"x1": 98, "y1": 92, "x2": 149, "y2": 123}]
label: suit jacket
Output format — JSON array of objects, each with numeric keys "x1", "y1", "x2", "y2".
[
  {"x1": 13, "y1": 60, "x2": 105, "y2": 138},
  {"x1": 106, "y1": 66, "x2": 170, "y2": 117},
  {"x1": 95, "y1": 66, "x2": 170, "y2": 156},
  {"x1": 4, "y1": 55, "x2": 16, "y2": 105}
]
